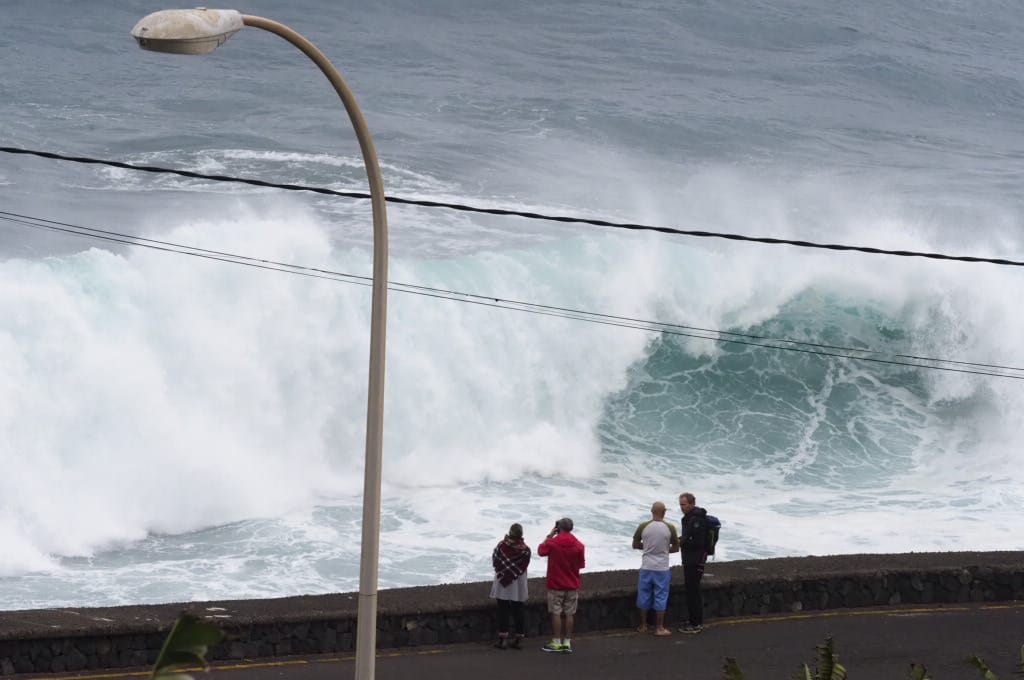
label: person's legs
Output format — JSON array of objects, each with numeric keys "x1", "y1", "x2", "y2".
[
  {"x1": 543, "y1": 590, "x2": 564, "y2": 651},
  {"x1": 690, "y1": 564, "x2": 704, "y2": 626},
  {"x1": 683, "y1": 564, "x2": 699, "y2": 624},
  {"x1": 509, "y1": 601, "x2": 526, "y2": 648},
  {"x1": 496, "y1": 598, "x2": 511, "y2": 634},
  {"x1": 638, "y1": 609, "x2": 649, "y2": 631},
  {"x1": 550, "y1": 612, "x2": 562, "y2": 636},
  {"x1": 511, "y1": 600, "x2": 525, "y2": 636},
  {"x1": 495, "y1": 598, "x2": 512, "y2": 648},
  {"x1": 652, "y1": 570, "x2": 672, "y2": 636},
  {"x1": 682, "y1": 563, "x2": 705, "y2": 631},
  {"x1": 561, "y1": 589, "x2": 579, "y2": 651},
  {"x1": 636, "y1": 569, "x2": 653, "y2": 632}
]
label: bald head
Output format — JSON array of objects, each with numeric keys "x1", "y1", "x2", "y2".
[{"x1": 651, "y1": 501, "x2": 666, "y2": 519}]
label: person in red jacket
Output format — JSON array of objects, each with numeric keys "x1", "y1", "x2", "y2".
[{"x1": 537, "y1": 517, "x2": 586, "y2": 654}]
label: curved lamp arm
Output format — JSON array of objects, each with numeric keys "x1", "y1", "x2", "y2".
[
  {"x1": 239, "y1": 20, "x2": 391, "y2": 680},
  {"x1": 132, "y1": 10, "x2": 388, "y2": 680}
]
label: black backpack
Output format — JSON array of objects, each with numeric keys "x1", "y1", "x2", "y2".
[{"x1": 705, "y1": 514, "x2": 722, "y2": 556}]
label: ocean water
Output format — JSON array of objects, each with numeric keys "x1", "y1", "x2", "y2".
[{"x1": 1, "y1": 0, "x2": 1023, "y2": 610}]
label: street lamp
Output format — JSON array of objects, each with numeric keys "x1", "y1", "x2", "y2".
[{"x1": 131, "y1": 9, "x2": 389, "y2": 680}]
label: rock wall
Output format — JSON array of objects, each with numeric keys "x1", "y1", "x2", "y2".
[{"x1": 1, "y1": 552, "x2": 1022, "y2": 675}]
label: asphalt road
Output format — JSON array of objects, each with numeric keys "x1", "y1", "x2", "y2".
[{"x1": 29, "y1": 602, "x2": 1024, "y2": 680}]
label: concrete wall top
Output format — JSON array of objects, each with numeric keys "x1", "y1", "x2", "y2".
[{"x1": 2, "y1": 551, "x2": 1021, "y2": 641}]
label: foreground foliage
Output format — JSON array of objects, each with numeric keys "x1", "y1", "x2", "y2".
[
  {"x1": 723, "y1": 635, "x2": 1024, "y2": 680},
  {"x1": 150, "y1": 614, "x2": 225, "y2": 680}
]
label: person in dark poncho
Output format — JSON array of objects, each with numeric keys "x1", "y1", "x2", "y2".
[{"x1": 490, "y1": 522, "x2": 531, "y2": 649}]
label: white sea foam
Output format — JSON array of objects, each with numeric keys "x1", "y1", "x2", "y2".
[{"x1": 3, "y1": 168, "x2": 1023, "y2": 608}]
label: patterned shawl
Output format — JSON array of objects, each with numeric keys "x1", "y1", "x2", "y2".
[{"x1": 492, "y1": 535, "x2": 531, "y2": 586}]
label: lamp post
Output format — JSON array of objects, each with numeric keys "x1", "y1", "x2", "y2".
[{"x1": 131, "y1": 10, "x2": 388, "y2": 680}]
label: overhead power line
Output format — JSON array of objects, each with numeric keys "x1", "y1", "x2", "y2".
[
  {"x1": 2, "y1": 145, "x2": 1024, "y2": 267},
  {"x1": 2, "y1": 209, "x2": 1023, "y2": 381}
]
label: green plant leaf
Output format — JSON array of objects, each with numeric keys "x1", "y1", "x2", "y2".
[
  {"x1": 966, "y1": 655, "x2": 1001, "y2": 680},
  {"x1": 150, "y1": 613, "x2": 226, "y2": 680},
  {"x1": 817, "y1": 637, "x2": 833, "y2": 679},
  {"x1": 814, "y1": 636, "x2": 848, "y2": 680},
  {"x1": 723, "y1": 657, "x2": 745, "y2": 680},
  {"x1": 908, "y1": 662, "x2": 931, "y2": 680}
]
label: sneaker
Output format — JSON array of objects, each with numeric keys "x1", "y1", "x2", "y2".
[
  {"x1": 680, "y1": 624, "x2": 704, "y2": 635},
  {"x1": 541, "y1": 641, "x2": 563, "y2": 653},
  {"x1": 560, "y1": 642, "x2": 573, "y2": 654}
]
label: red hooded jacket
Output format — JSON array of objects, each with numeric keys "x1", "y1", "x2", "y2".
[{"x1": 537, "y1": 531, "x2": 586, "y2": 590}]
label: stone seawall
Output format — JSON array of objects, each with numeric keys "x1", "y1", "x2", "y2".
[{"x1": 1, "y1": 552, "x2": 1022, "y2": 675}]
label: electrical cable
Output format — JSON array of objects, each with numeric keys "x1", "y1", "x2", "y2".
[
  {"x1": 3, "y1": 145, "x2": 1024, "y2": 267},
  {"x1": 3, "y1": 209, "x2": 1023, "y2": 380},
  {"x1": 3, "y1": 208, "x2": 1018, "y2": 372}
]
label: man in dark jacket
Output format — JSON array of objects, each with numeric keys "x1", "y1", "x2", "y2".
[{"x1": 678, "y1": 492, "x2": 708, "y2": 633}]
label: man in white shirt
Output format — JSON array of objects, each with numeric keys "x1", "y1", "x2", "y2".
[{"x1": 632, "y1": 501, "x2": 679, "y2": 636}]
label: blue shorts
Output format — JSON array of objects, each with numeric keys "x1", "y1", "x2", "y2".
[{"x1": 636, "y1": 569, "x2": 671, "y2": 611}]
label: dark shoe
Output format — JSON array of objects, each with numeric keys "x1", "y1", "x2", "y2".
[
  {"x1": 541, "y1": 641, "x2": 563, "y2": 653},
  {"x1": 680, "y1": 624, "x2": 704, "y2": 634},
  {"x1": 494, "y1": 636, "x2": 508, "y2": 649},
  {"x1": 509, "y1": 635, "x2": 523, "y2": 650}
]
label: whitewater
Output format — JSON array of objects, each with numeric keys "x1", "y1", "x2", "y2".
[{"x1": 1, "y1": 0, "x2": 1023, "y2": 610}]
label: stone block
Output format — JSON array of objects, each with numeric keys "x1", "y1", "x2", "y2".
[
  {"x1": 13, "y1": 656, "x2": 33, "y2": 675},
  {"x1": 65, "y1": 648, "x2": 88, "y2": 671}
]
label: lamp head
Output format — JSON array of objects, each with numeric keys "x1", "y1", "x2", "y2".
[{"x1": 131, "y1": 8, "x2": 243, "y2": 55}]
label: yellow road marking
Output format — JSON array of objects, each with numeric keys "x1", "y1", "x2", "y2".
[
  {"x1": 29, "y1": 648, "x2": 447, "y2": 680},
  {"x1": 600, "y1": 601, "x2": 1024, "y2": 637},
  {"x1": 29, "y1": 602, "x2": 1024, "y2": 679},
  {"x1": 714, "y1": 601, "x2": 1024, "y2": 627}
]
